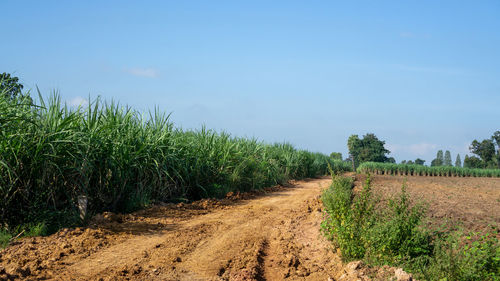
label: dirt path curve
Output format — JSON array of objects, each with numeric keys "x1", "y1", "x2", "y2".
[{"x1": 1, "y1": 177, "x2": 355, "y2": 281}]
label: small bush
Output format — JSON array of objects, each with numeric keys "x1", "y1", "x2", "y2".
[
  {"x1": 424, "y1": 232, "x2": 500, "y2": 281},
  {"x1": 0, "y1": 229, "x2": 12, "y2": 248}
]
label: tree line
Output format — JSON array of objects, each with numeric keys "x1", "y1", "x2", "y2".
[{"x1": 331, "y1": 132, "x2": 500, "y2": 170}]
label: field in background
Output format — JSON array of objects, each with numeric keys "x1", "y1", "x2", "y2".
[
  {"x1": 354, "y1": 174, "x2": 500, "y2": 235},
  {"x1": 357, "y1": 162, "x2": 500, "y2": 177}
]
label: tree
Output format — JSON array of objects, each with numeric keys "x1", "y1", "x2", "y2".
[
  {"x1": 431, "y1": 150, "x2": 444, "y2": 167},
  {"x1": 444, "y1": 150, "x2": 452, "y2": 166},
  {"x1": 347, "y1": 133, "x2": 390, "y2": 167},
  {"x1": 330, "y1": 152, "x2": 342, "y2": 161},
  {"x1": 0, "y1": 73, "x2": 24, "y2": 99},
  {"x1": 464, "y1": 155, "x2": 484, "y2": 169},
  {"x1": 470, "y1": 139, "x2": 495, "y2": 167},
  {"x1": 407, "y1": 160, "x2": 414, "y2": 165},
  {"x1": 415, "y1": 158, "x2": 425, "y2": 165},
  {"x1": 493, "y1": 131, "x2": 500, "y2": 146},
  {"x1": 455, "y1": 154, "x2": 461, "y2": 168},
  {"x1": 387, "y1": 157, "x2": 396, "y2": 163},
  {"x1": 492, "y1": 131, "x2": 500, "y2": 168},
  {"x1": 401, "y1": 160, "x2": 407, "y2": 164}
]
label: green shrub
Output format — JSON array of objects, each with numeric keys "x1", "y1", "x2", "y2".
[
  {"x1": 0, "y1": 229, "x2": 11, "y2": 248},
  {"x1": 424, "y1": 232, "x2": 500, "y2": 281},
  {"x1": 364, "y1": 182, "x2": 432, "y2": 265}
]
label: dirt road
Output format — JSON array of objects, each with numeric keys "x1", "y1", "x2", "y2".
[{"x1": 2, "y1": 177, "x2": 367, "y2": 280}]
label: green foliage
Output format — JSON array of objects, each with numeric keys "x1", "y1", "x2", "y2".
[
  {"x1": 330, "y1": 152, "x2": 342, "y2": 161},
  {"x1": 0, "y1": 230, "x2": 12, "y2": 248},
  {"x1": 470, "y1": 139, "x2": 496, "y2": 164},
  {"x1": 321, "y1": 174, "x2": 367, "y2": 259},
  {"x1": 491, "y1": 131, "x2": 500, "y2": 169},
  {"x1": 0, "y1": 73, "x2": 24, "y2": 99},
  {"x1": 357, "y1": 162, "x2": 500, "y2": 178},
  {"x1": 467, "y1": 132, "x2": 500, "y2": 169},
  {"x1": 321, "y1": 175, "x2": 431, "y2": 264},
  {"x1": 431, "y1": 150, "x2": 444, "y2": 167},
  {"x1": 424, "y1": 232, "x2": 500, "y2": 281},
  {"x1": 455, "y1": 154, "x2": 462, "y2": 168},
  {"x1": 444, "y1": 150, "x2": 452, "y2": 166},
  {"x1": 364, "y1": 182, "x2": 432, "y2": 264},
  {"x1": 464, "y1": 155, "x2": 484, "y2": 169},
  {"x1": 415, "y1": 158, "x2": 425, "y2": 165},
  {"x1": 0, "y1": 91, "x2": 351, "y2": 235},
  {"x1": 347, "y1": 133, "x2": 390, "y2": 167}
]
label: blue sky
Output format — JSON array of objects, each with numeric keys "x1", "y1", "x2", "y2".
[{"x1": 3, "y1": 0, "x2": 500, "y2": 164}]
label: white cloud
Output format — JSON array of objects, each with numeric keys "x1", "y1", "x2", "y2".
[
  {"x1": 68, "y1": 96, "x2": 88, "y2": 107},
  {"x1": 387, "y1": 143, "x2": 438, "y2": 156},
  {"x1": 123, "y1": 67, "x2": 159, "y2": 78}
]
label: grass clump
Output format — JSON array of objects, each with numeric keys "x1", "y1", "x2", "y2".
[
  {"x1": 321, "y1": 174, "x2": 500, "y2": 280},
  {"x1": 0, "y1": 229, "x2": 12, "y2": 248}
]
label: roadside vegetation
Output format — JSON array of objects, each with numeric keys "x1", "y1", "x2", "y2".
[
  {"x1": 357, "y1": 162, "x2": 500, "y2": 177},
  {"x1": 321, "y1": 173, "x2": 500, "y2": 280},
  {"x1": 0, "y1": 75, "x2": 351, "y2": 245}
]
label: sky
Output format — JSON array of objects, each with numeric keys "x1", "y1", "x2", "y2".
[{"x1": 2, "y1": 0, "x2": 500, "y2": 164}]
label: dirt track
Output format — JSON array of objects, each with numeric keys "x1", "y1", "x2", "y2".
[
  {"x1": 0, "y1": 177, "x2": 356, "y2": 281},
  {"x1": 1, "y1": 176, "x2": 419, "y2": 281}
]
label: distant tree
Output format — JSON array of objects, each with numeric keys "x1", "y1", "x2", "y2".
[
  {"x1": 431, "y1": 150, "x2": 444, "y2": 167},
  {"x1": 437, "y1": 150, "x2": 444, "y2": 165},
  {"x1": 444, "y1": 150, "x2": 452, "y2": 166},
  {"x1": 492, "y1": 131, "x2": 500, "y2": 168},
  {"x1": 0, "y1": 73, "x2": 24, "y2": 99},
  {"x1": 455, "y1": 154, "x2": 461, "y2": 168},
  {"x1": 415, "y1": 158, "x2": 425, "y2": 165},
  {"x1": 330, "y1": 152, "x2": 342, "y2": 161},
  {"x1": 464, "y1": 155, "x2": 484, "y2": 169},
  {"x1": 347, "y1": 133, "x2": 391, "y2": 167},
  {"x1": 407, "y1": 160, "x2": 414, "y2": 165},
  {"x1": 387, "y1": 157, "x2": 396, "y2": 163},
  {"x1": 401, "y1": 160, "x2": 407, "y2": 164},
  {"x1": 493, "y1": 131, "x2": 500, "y2": 146},
  {"x1": 470, "y1": 139, "x2": 496, "y2": 167}
]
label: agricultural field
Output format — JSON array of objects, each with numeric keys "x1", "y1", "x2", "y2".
[
  {"x1": 354, "y1": 174, "x2": 500, "y2": 235},
  {"x1": 0, "y1": 93, "x2": 350, "y2": 239},
  {"x1": 357, "y1": 162, "x2": 500, "y2": 178}
]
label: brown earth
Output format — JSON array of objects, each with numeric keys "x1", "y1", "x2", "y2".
[
  {"x1": 1, "y1": 176, "x2": 419, "y2": 281},
  {"x1": 354, "y1": 174, "x2": 500, "y2": 236}
]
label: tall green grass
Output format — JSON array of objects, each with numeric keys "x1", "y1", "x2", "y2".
[
  {"x1": 0, "y1": 91, "x2": 351, "y2": 233},
  {"x1": 357, "y1": 162, "x2": 500, "y2": 178}
]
